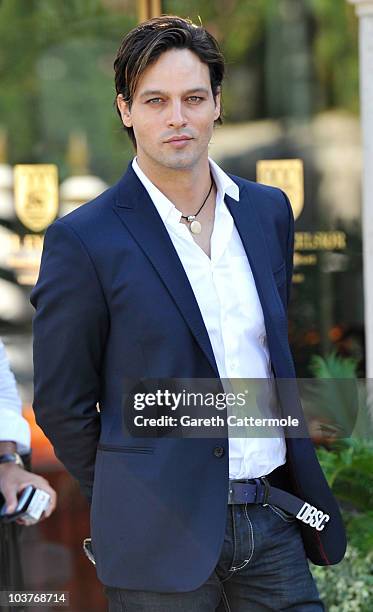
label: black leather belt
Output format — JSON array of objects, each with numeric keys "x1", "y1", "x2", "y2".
[{"x1": 228, "y1": 477, "x2": 331, "y2": 532}]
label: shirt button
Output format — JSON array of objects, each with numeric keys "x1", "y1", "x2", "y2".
[
  {"x1": 213, "y1": 446, "x2": 225, "y2": 458},
  {"x1": 259, "y1": 335, "x2": 266, "y2": 346}
]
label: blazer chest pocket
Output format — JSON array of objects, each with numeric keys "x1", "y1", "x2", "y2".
[{"x1": 97, "y1": 443, "x2": 155, "y2": 454}]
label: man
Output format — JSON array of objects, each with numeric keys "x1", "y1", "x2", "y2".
[
  {"x1": 31, "y1": 16, "x2": 346, "y2": 611},
  {"x1": 0, "y1": 339, "x2": 56, "y2": 594}
]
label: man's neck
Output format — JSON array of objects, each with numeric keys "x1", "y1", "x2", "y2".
[{"x1": 135, "y1": 154, "x2": 214, "y2": 217}]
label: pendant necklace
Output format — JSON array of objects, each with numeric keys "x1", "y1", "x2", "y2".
[{"x1": 180, "y1": 174, "x2": 214, "y2": 235}]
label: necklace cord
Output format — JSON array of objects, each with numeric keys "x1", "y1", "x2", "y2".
[{"x1": 181, "y1": 173, "x2": 214, "y2": 221}]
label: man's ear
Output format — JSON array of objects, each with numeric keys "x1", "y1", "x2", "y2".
[
  {"x1": 117, "y1": 94, "x2": 133, "y2": 128},
  {"x1": 213, "y1": 88, "x2": 221, "y2": 122}
]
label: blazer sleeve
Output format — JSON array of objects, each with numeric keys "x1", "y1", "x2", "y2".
[{"x1": 30, "y1": 220, "x2": 109, "y2": 501}]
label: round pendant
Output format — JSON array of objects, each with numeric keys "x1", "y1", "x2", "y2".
[{"x1": 190, "y1": 220, "x2": 202, "y2": 234}]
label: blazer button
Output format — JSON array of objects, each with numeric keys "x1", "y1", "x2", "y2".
[{"x1": 213, "y1": 446, "x2": 225, "y2": 458}]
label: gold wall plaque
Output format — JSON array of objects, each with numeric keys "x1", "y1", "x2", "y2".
[
  {"x1": 14, "y1": 164, "x2": 58, "y2": 232},
  {"x1": 256, "y1": 159, "x2": 304, "y2": 220}
]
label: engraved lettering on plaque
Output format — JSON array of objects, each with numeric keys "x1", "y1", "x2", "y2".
[{"x1": 256, "y1": 159, "x2": 304, "y2": 221}]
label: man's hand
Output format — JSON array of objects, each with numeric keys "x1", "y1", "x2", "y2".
[
  {"x1": 308, "y1": 418, "x2": 342, "y2": 447},
  {"x1": 0, "y1": 463, "x2": 57, "y2": 525}
]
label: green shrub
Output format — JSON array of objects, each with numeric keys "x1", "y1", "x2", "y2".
[
  {"x1": 311, "y1": 546, "x2": 373, "y2": 611},
  {"x1": 308, "y1": 352, "x2": 373, "y2": 609}
]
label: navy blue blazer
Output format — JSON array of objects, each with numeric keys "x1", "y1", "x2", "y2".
[{"x1": 31, "y1": 162, "x2": 346, "y2": 591}]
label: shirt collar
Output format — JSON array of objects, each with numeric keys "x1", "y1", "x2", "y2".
[
  {"x1": 208, "y1": 157, "x2": 239, "y2": 203},
  {"x1": 132, "y1": 156, "x2": 239, "y2": 227}
]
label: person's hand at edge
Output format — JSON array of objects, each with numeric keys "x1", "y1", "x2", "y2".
[{"x1": 0, "y1": 462, "x2": 57, "y2": 525}]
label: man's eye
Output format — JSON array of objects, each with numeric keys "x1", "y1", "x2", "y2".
[
  {"x1": 147, "y1": 98, "x2": 163, "y2": 104},
  {"x1": 187, "y1": 96, "x2": 203, "y2": 103}
]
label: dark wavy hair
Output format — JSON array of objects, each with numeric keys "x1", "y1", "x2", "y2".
[{"x1": 114, "y1": 15, "x2": 225, "y2": 148}]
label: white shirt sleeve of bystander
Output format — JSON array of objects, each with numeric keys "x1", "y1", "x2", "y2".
[{"x1": 0, "y1": 339, "x2": 31, "y2": 454}]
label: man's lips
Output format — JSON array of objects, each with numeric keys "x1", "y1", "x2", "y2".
[{"x1": 164, "y1": 136, "x2": 193, "y2": 143}]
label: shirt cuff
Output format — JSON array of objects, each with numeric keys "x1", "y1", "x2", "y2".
[{"x1": 0, "y1": 407, "x2": 31, "y2": 454}]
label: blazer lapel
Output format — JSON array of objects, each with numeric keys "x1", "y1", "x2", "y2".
[
  {"x1": 224, "y1": 185, "x2": 295, "y2": 377},
  {"x1": 113, "y1": 164, "x2": 219, "y2": 376},
  {"x1": 224, "y1": 185, "x2": 283, "y2": 321}
]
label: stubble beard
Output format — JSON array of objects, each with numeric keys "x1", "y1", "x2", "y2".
[{"x1": 142, "y1": 138, "x2": 209, "y2": 173}]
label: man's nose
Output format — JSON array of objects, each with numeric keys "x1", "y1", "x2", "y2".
[{"x1": 167, "y1": 100, "x2": 187, "y2": 128}]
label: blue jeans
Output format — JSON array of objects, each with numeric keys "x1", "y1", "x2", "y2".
[{"x1": 104, "y1": 503, "x2": 323, "y2": 611}]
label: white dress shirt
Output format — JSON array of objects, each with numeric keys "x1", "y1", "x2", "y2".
[
  {"x1": 0, "y1": 339, "x2": 31, "y2": 454},
  {"x1": 132, "y1": 157, "x2": 286, "y2": 479}
]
